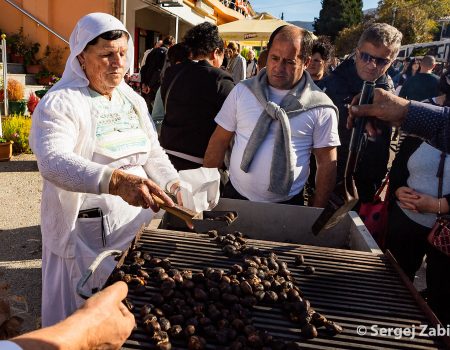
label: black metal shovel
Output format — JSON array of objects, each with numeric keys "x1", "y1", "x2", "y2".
[
  {"x1": 151, "y1": 194, "x2": 238, "y2": 233},
  {"x1": 312, "y1": 81, "x2": 375, "y2": 235}
]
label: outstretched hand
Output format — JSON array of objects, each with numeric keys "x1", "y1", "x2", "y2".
[
  {"x1": 347, "y1": 88, "x2": 410, "y2": 137},
  {"x1": 10, "y1": 282, "x2": 135, "y2": 350},
  {"x1": 109, "y1": 169, "x2": 174, "y2": 212}
]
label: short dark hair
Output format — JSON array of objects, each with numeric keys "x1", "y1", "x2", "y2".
[
  {"x1": 85, "y1": 30, "x2": 128, "y2": 48},
  {"x1": 163, "y1": 35, "x2": 175, "y2": 46},
  {"x1": 311, "y1": 36, "x2": 334, "y2": 62},
  {"x1": 167, "y1": 43, "x2": 191, "y2": 66},
  {"x1": 267, "y1": 25, "x2": 314, "y2": 62},
  {"x1": 183, "y1": 22, "x2": 224, "y2": 58}
]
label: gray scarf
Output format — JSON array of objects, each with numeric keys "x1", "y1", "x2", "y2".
[{"x1": 240, "y1": 69, "x2": 338, "y2": 195}]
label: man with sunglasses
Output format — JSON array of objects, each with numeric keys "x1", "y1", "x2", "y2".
[{"x1": 318, "y1": 23, "x2": 403, "y2": 203}]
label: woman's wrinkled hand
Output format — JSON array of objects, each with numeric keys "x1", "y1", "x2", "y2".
[
  {"x1": 347, "y1": 88, "x2": 410, "y2": 137},
  {"x1": 109, "y1": 169, "x2": 174, "y2": 212}
]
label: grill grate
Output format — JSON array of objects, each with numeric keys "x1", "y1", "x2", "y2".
[{"x1": 117, "y1": 228, "x2": 447, "y2": 350}]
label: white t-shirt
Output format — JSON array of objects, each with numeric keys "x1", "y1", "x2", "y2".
[{"x1": 215, "y1": 83, "x2": 340, "y2": 202}]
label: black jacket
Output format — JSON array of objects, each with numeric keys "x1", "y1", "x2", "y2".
[
  {"x1": 141, "y1": 46, "x2": 168, "y2": 90},
  {"x1": 318, "y1": 57, "x2": 394, "y2": 202},
  {"x1": 160, "y1": 60, "x2": 235, "y2": 159}
]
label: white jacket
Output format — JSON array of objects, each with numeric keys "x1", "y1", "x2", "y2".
[{"x1": 30, "y1": 82, "x2": 178, "y2": 258}]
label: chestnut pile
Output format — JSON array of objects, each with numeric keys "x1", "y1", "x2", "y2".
[{"x1": 112, "y1": 231, "x2": 343, "y2": 349}]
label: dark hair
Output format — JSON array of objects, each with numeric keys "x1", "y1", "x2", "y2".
[
  {"x1": 85, "y1": 30, "x2": 128, "y2": 47},
  {"x1": 311, "y1": 36, "x2": 334, "y2": 62},
  {"x1": 267, "y1": 25, "x2": 314, "y2": 61},
  {"x1": 405, "y1": 57, "x2": 420, "y2": 78},
  {"x1": 163, "y1": 35, "x2": 175, "y2": 46},
  {"x1": 183, "y1": 22, "x2": 224, "y2": 58},
  {"x1": 167, "y1": 43, "x2": 191, "y2": 66},
  {"x1": 257, "y1": 49, "x2": 268, "y2": 70}
]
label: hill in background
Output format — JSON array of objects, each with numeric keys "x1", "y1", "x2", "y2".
[
  {"x1": 289, "y1": 21, "x2": 314, "y2": 32},
  {"x1": 288, "y1": 8, "x2": 376, "y2": 33}
]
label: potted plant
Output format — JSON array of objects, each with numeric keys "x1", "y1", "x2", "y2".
[
  {"x1": 24, "y1": 42, "x2": 43, "y2": 74},
  {"x1": 0, "y1": 137, "x2": 13, "y2": 161},
  {"x1": 35, "y1": 70, "x2": 59, "y2": 86},
  {"x1": 6, "y1": 79, "x2": 26, "y2": 115},
  {"x1": 8, "y1": 27, "x2": 27, "y2": 64}
]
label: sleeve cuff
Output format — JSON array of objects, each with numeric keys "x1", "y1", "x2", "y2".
[
  {"x1": 403, "y1": 101, "x2": 442, "y2": 139},
  {"x1": 99, "y1": 167, "x2": 115, "y2": 194},
  {"x1": 166, "y1": 178, "x2": 180, "y2": 193}
]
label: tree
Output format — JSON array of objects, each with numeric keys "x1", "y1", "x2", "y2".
[
  {"x1": 334, "y1": 13, "x2": 377, "y2": 57},
  {"x1": 314, "y1": 0, "x2": 364, "y2": 41},
  {"x1": 377, "y1": 0, "x2": 450, "y2": 44}
]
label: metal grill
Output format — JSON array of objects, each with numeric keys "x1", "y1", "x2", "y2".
[{"x1": 118, "y1": 227, "x2": 447, "y2": 350}]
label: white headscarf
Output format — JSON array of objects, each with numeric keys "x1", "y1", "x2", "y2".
[{"x1": 55, "y1": 12, "x2": 133, "y2": 90}]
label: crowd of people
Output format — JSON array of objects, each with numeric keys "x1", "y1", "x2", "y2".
[
  {"x1": 219, "y1": 0, "x2": 251, "y2": 17},
  {"x1": 1, "y1": 11, "x2": 449, "y2": 350}
]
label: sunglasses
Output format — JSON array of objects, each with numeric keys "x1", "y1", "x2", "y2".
[{"x1": 358, "y1": 50, "x2": 391, "y2": 67}]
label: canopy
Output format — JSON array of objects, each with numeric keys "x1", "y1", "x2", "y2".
[{"x1": 218, "y1": 18, "x2": 290, "y2": 46}]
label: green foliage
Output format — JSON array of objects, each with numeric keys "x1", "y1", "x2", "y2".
[
  {"x1": 7, "y1": 27, "x2": 27, "y2": 55},
  {"x1": 24, "y1": 42, "x2": 41, "y2": 65},
  {"x1": 377, "y1": 0, "x2": 450, "y2": 44},
  {"x1": 334, "y1": 21, "x2": 373, "y2": 57},
  {"x1": 314, "y1": 0, "x2": 364, "y2": 41},
  {"x1": 1, "y1": 115, "x2": 32, "y2": 154}
]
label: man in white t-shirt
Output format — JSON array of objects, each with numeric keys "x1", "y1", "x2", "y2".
[{"x1": 204, "y1": 25, "x2": 339, "y2": 207}]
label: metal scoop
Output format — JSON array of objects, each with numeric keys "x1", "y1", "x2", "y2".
[
  {"x1": 151, "y1": 194, "x2": 238, "y2": 233},
  {"x1": 312, "y1": 81, "x2": 374, "y2": 235}
]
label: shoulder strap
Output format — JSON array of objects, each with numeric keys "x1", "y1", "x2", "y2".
[
  {"x1": 164, "y1": 64, "x2": 189, "y2": 111},
  {"x1": 437, "y1": 152, "x2": 446, "y2": 199}
]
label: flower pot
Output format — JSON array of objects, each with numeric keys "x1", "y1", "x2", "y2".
[
  {"x1": 37, "y1": 76, "x2": 53, "y2": 85},
  {"x1": 0, "y1": 141, "x2": 13, "y2": 161},
  {"x1": 8, "y1": 100, "x2": 27, "y2": 115},
  {"x1": 34, "y1": 89, "x2": 48, "y2": 99},
  {"x1": 10, "y1": 53, "x2": 24, "y2": 64},
  {"x1": 26, "y1": 64, "x2": 43, "y2": 74}
]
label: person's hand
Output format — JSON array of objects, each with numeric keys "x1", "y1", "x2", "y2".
[
  {"x1": 74, "y1": 282, "x2": 135, "y2": 350},
  {"x1": 395, "y1": 186, "x2": 420, "y2": 211},
  {"x1": 347, "y1": 88, "x2": 410, "y2": 137},
  {"x1": 396, "y1": 186, "x2": 444, "y2": 214},
  {"x1": 109, "y1": 169, "x2": 174, "y2": 212},
  {"x1": 11, "y1": 282, "x2": 135, "y2": 350}
]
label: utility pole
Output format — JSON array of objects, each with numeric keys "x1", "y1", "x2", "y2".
[{"x1": 392, "y1": 7, "x2": 397, "y2": 26}]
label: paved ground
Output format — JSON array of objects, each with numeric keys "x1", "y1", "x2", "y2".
[{"x1": 0, "y1": 154, "x2": 42, "y2": 332}]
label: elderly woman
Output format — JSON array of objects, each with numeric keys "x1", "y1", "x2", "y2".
[{"x1": 30, "y1": 13, "x2": 180, "y2": 326}]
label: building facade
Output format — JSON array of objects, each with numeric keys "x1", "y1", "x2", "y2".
[{"x1": 0, "y1": 0, "x2": 254, "y2": 73}]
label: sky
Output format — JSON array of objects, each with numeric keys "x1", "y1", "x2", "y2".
[{"x1": 251, "y1": 0, "x2": 380, "y2": 22}]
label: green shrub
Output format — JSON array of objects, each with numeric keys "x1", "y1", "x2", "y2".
[{"x1": 1, "y1": 115, "x2": 32, "y2": 154}]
